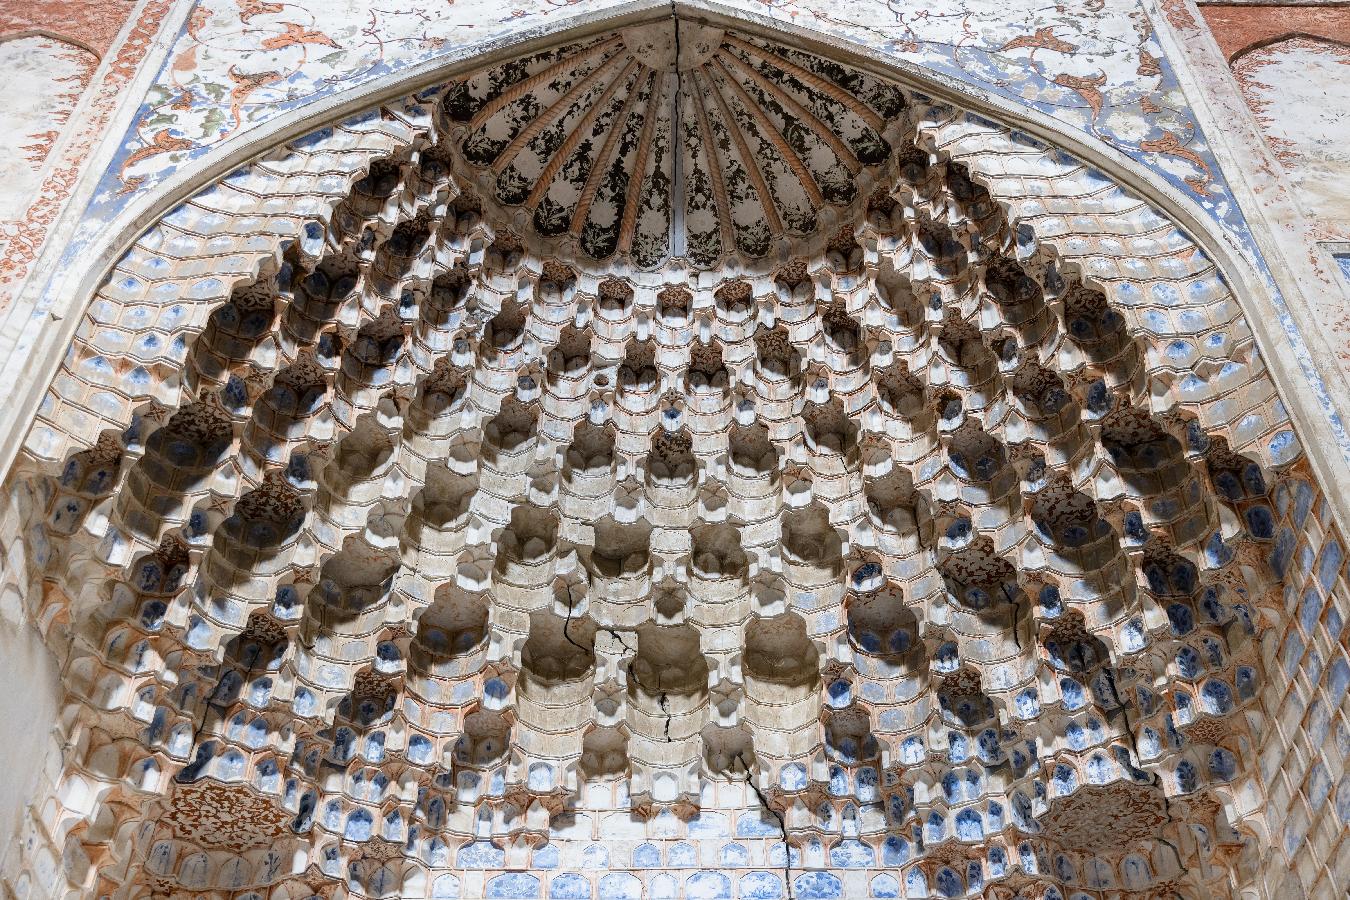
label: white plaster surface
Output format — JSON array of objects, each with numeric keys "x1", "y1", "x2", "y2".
[
  {"x1": 0, "y1": 608, "x2": 61, "y2": 866},
  {"x1": 0, "y1": 35, "x2": 96, "y2": 220},
  {"x1": 1233, "y1": 36, "x2": 1350, "y2": 238}
]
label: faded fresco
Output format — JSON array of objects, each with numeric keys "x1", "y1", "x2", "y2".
[
  {"x1": 1231, "y1": 36, "x2": 1350, "y2": 241},
  {"x1": 0, "y1": 35, "x2": 98, "y2": 220},
  {"x1": 98, "y1": 0, "x2": 1238, "y2": 232}
]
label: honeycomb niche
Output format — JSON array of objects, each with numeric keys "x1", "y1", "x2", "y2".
[{"x1": 4, "y1": 12, "x2": 1314, "y2": 900}]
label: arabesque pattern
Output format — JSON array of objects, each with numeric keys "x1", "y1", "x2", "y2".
[
  {"x1": 440, "y1": 23, "x2": 906, "y2": 269},
  {"x1": 0, "y1": 16, "x2": 1322, "y2": 900}
]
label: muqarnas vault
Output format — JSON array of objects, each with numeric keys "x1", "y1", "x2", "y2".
[{"x1": 0, "y1": 14, "x2": 1341, "y2": 900}]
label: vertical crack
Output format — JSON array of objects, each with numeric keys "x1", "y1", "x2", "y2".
[
  {"x1": 561, "y1": 598, "x2": 591, "y2": 656},
  {"x1": 670, "y1": 2, "x2": 682, "y2": 67},
  {"x1": 657, "y1": 680, "x2": 671, "y2": 743},
  {"x1": 1104, "y1": 668, "x2": 1190, "y2": 880},
  {"x1": 608, "y1": 627, "x2": 673, "y2": 744},
  {"x1": 1001, "y1": 582, "x2": 1023, "y2": 649},
  {"x1": 1103, "y1": 668, "x2": 1140, "y2": 760},
  {"x1": 735, "y1": 751, "x2": 793, "y2": 900},
  {"x1": 668, "y1": 2, "x2": 686, "y2": 259},
  {"x1": 179, "y1": 642, "x2": 261, "y2": 782}
]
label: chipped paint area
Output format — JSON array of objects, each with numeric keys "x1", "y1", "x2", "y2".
[
  {"x1": 1231, "y1": 36, "x2": 1350, "y2": 240},
  {"x1": 1200, "y1": 4, "x2": 1350, "y2": 62},
  {"x1": 0, "y1": 35, "x2": 97, "y2": 220}
]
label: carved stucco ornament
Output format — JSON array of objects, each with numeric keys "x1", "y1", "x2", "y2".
[{"x1": 1, "y1": 11, "x2": 1306, "y2": 900}]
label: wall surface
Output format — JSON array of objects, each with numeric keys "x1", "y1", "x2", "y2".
[
  {"x1": 0, "y1": 1, "x2": 1347, "y2": 899},
  {"x1": 0, "y1": 590, "x2": 62, "y2": 872}
]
